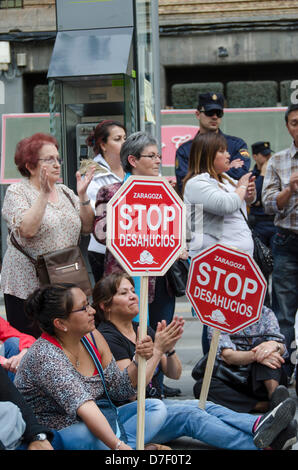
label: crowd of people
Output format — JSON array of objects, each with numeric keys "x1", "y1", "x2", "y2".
[{"x1": 0, "y1": 92, "x2": 298, "y2": 451}]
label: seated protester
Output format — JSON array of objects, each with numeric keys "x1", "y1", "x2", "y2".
[
  {"x1": 193, "y1": 306, "x2": 288, "y2": 414},
  {"x1": 0, "y1": 317, "x2": 35, "y2": 381},
  {"x1": 0, "y1": 364, "x2": 61, "y2": 450},
  {"x1": 93, "y1": 272, "x2": 297, "y2": 451},
  {"x1": 14, "y1": 283, "x2": 170, "y2": 451}
]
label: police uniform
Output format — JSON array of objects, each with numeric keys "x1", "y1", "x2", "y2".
[
  {"x1": 175, "y1": 92, "x2": 251, "y2": 193},
  {"x1": 249, "y1": 141, "x2": 277, "y2": 248}
]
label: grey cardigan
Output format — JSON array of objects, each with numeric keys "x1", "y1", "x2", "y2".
[{"x1": 183, "y1": 173, "x2": 243, "y2": 247}]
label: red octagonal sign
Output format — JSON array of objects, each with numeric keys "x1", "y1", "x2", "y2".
[
  {"x1": 106, "y1": 176, "x2": 186, "y2": 276},
  {"x1": 186, "y1": 244, "x2": 267, "y2": 334}
]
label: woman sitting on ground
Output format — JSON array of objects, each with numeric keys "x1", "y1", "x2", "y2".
[
  {"x1": 93, "y1": 272, "x2": 297, "y2": 451},
  {"x1": 192, "y1": 307, "x2": 288, "y2": 414},
  {"x1": 14, "y1": 283, "x2": 171, "y2": 451}
]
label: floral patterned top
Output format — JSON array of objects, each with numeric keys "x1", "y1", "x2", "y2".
[
  {"x1": 207, "y1": 305, "x2": 287, "y2": 359},
  {"x1": 1, "y1": 179, "x2": 81, "y2": 299},
  {"x1": 14, "y1": 334, "x2": 137, "y2": 430}
]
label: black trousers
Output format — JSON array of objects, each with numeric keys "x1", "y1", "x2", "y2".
[
  {"x1": 193, "y1": 361, "x2": 288, "y2": 413},
  {"x1": 4, "y1": 293, "x2": 40, "y2": 338},
  {"x1": 88, "y1": 251, "x2": 105, "y2": 284}
]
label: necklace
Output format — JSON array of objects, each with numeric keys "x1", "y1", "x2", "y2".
[{"x1": 57, "y1": 338, "x2": 81, "y2": 368}]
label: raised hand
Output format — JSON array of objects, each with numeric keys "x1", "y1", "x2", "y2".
[
  {"x1": 39, "y1": 165, "x2": 52, "y2": 195},
  {"x1": 76, "y1": 165, "x2": 96, "y2": 198},
  {"x1": 154, "y1": 316, "x2": 184, "y2": 355}
]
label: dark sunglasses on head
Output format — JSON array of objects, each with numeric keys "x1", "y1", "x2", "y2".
[{"x1": 202, "y1": 109, "x2": 224, "y2": 118}]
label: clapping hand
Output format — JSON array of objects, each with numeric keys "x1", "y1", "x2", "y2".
[
  {"x1": 290, "y1": 171, "x2": 298, "y2": 193},
  {"x1": 154, "y1": 316, "x2": 184, "y2": 355},
  {"x1": 229, "y1": 158, "x2": 244, "y2": 170},
  {"x1": 76, "y1": 165, "x2": 96, "y2": 198},
  {"x1": 40, "y1": 165, "x2": 52, "y2": 195}
]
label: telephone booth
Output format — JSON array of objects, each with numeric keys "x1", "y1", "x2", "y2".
[{"x1": 48, "y1": 0, "x2": 161, "y2": 191}]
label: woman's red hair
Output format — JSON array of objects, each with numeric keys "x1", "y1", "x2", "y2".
[{"x1": 15, "y1": 133, "x2": 59, "y2": 178}]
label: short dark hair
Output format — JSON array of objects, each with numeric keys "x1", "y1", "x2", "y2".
[
  {"x1": 120, "y1": 131, "x2": 158, "y2": 173},
  {"x1": 285, "y1": 104, "x2": 298, "y2": 123}
]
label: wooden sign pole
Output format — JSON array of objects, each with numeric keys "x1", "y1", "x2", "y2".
[
  {"x1": 198, "y1": 328, "x2": 220, "y2": 410},
  {"x1": 136, "y1": 275, "x2": 149, "y2": 450}
]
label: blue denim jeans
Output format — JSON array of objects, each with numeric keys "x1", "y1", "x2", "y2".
[
  {"x1": 152, "y1": 399, "x2": 258, "y2": 450},
  {"x1": 57, "y1": 398, "x2": 167, "y2": 450},
  {"x1": 271, "y1": 229, "x2": 298, "y2": 375},
  {"x1": 3, "y1": 337, "x2": 20, "y2": 382}
]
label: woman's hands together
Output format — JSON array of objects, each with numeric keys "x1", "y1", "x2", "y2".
[
  {"x1": 251, "y1": 341, "x2": 285, "y2": 369},
  {"x1": 154, "y1": 316, "x2": 184, "y2": 355},
  {"x1": 1, "y1": 348, "x2": 28, "y2": 374}
]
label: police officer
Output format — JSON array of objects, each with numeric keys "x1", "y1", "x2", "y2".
[
  {"x1": 249, "y1": 141, "x2": 277, "y2": 248},
  {"x1": 175, "y1": 92, "x2": 251, "y2": 194}
]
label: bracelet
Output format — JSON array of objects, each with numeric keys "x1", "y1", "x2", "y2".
[
  {"x1": 132, "y1": 354, "x2": 138, "y2": 367},
  {"x1": 166, "y1": 349, "x2": 176, "y2": 357},
  {"x1": 240, "y1": 185, "x2": 247, "y2": 190},
  {"x1": 80, "y1": 199, "x2": 90, "y2": 206},
  {"x1": 114, "y1": 440, "x2": 122, "y2": 450}
]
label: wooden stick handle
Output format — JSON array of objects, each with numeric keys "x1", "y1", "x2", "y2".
[
  {"x1": 136, "y1": 276, "x2": 148, "y2": 450},
  {"x1": 198, "y1": 328, "x2": 220, "y2": 410}
]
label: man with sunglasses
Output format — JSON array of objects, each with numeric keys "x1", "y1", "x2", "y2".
[{"x1": 175, "y1": 92, "x2": 251, "y2": 194}]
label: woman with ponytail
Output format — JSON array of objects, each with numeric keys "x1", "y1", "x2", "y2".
[
  {"x1": 14, "y1": 283, "x2": 169, "y2": 451},
  {"x1": 79, "y1": 121, "x2": 126, "y2": 282}
]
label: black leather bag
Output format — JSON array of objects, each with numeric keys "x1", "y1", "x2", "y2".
[
  {"x1": 192, "y1": 353, "x2": 250, "y2": 385},
  {"x1": 166, "y1": 258, "x2": 190, "y2": 297},
  {"x1": 240, "y1": 209, "x2": 273, "y2": 277},
  {"x1": 251, "y1": 231, "x2": 273, "y2": 278}
]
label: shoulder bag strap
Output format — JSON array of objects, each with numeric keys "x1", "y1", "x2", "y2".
[
  {"x1": 81, "y1": 336, "x2": 122, "y2": 439},
  {"x1": 61, "y1": 187, "x2": 82, "y2": 245},
  {"x1": 8, "y1": 229, "x2": 37, "y2": 267},
  {"x1": 81, "y1": 336, "x2": 114, "y2": 407}
]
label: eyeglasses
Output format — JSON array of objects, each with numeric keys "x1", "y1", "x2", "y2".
[
  {"x1": 202, "y1": 109, "x2": 223, "y2": 118},
  {"x1": 71, "y1": 301, "x2": 93, "y2": 314},
  {"x1": 38, "y1": 157, "x2": 63, "y2": 165},
  {"x1": 139, "y1": 153, "x2": 162, "y2": 161}
]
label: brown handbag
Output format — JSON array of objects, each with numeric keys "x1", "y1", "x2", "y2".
[
  {"x1": 8, "y1": 189, "x2": 92, "y2": 297},
  {"x1": 9, "y1": 233, "x2": 92, "y2": 297}
]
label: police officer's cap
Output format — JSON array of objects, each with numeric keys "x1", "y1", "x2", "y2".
[
  {"x1": 251, "y1": 141, "x2": 273, "y2": 156},
  {"x1": 197, "y1": 92, "x2": 224, "y2": 112}
]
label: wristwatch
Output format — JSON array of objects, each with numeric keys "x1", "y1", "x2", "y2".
[{"x1": 32, "y1": 433, "x2": 47, "y2": 442}]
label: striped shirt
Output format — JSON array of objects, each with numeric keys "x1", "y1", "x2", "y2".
[{"x1": 262, "y1": 142, "x2": 298, "y2": 233}]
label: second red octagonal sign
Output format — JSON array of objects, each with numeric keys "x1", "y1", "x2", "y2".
[
  {"x1": 106, "y1": 176, "x2": 186, "y2": 276},
  {"x1": 186, "y1": 244, "x2": 267, "y2": 334}
]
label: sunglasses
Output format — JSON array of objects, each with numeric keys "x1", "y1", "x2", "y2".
[{"x1": 202, "y1": 109, "x2": 224, "y2": 118}]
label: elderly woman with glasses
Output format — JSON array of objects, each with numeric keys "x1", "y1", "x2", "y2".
[{"x1": 1, "y1": 133, "x2": 95, "y2": 337}]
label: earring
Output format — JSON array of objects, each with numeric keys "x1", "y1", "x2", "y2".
[{"x1": 64, "y1": 328, "x2": 67, "y2": 332}]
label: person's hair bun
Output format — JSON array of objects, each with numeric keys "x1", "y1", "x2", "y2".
[
  {"x1": 85, "y1": 131, "x2": 95, "y2": 147},
  {"x1": 25, "y1": 287, "x2": 45, "y2": 322}
]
